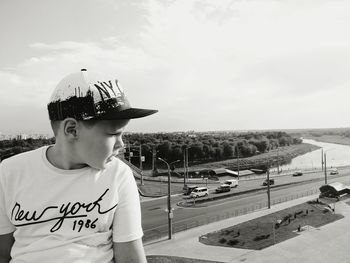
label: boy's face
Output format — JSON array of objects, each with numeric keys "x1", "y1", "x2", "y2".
[{"x1": 75, "y1": 119, "x2": 129, "y2": 170}]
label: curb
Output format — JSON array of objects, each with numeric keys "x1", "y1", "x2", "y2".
[{"x1": 138, "y1": 188, "x2": 166, "y2": 198}]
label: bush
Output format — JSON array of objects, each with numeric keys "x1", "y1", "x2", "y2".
[
  {"x1": 253, "y1": 234, "x2": 270, "y2": 241},
  {"x1": 227, "y1": 239, "x2": 239, "y2": 246},
  {"x1": 223, "y1": 229, "x2": 234, "y2": 235},
  {"x1": 219, "y1": 238, "x2": 227, "y2": 244},
  {"x1": 282, "y1": 214, "x2": 292, "y2": 223}
]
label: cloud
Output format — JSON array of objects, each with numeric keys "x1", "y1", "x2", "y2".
[{"x1": 1, "y1": 0, "x2": 350, "y2": 133}]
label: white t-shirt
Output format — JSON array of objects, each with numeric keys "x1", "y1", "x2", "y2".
[{"x1": 0, "y1": 146, "x2": 143, "y2": 263}]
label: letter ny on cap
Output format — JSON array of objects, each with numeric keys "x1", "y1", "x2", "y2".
[{"x1": 48, "y1": 69, "x2": 158, "y2": 121}]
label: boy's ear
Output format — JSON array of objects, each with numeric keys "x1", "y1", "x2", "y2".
[{"x1": 62, "y1": 118, "x2": 79, "y2": 139}]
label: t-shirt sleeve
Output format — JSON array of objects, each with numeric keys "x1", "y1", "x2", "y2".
[
  {"x1": 0, "y1": 163, "x2": 16, "y2": 235},
  {"x1": 112, "y1": 166, "x2": 143, "y2": 242}
]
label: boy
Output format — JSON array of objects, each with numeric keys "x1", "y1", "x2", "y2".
[{"x1": 0, "y1": 69, "x2": 157, "y2": 262}]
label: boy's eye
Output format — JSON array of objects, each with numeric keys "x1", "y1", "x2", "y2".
[{"x1": 107, "y1": 133, "x2": 122, "y2": 137}]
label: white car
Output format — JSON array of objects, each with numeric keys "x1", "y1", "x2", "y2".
[
  {"x1": 190, "y1": 187, "x2": 209, "y2": 198},
  {"x1": 330, "y1": 168, "x2": 339, "y2": 175},
  {"x1": 224, "y1": 179, "x2": 239, "y2": 188}
]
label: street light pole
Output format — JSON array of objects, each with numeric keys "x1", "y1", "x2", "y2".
[
  {"x1": 186, "y1": 147, "x2": 189, "y2": 183},
  {"x1": 323, "y1": 149, "x2": 334, "y2": 185},
  {"x1": 267, "y1": 161, "x2": 271, "y2": 209},
  {"x1": 236, "y1": 144, "x2": 240, "y2": 180},
  {"x1": 158, "y1": 157, "x2": 180, "y2": 240},
  {"x1": 277, "y1": 147, "x2": 280, "y2": 174},
  {"x1": 324, "y1": 153, "x2": 327, "y2": 184},
  {"x1": 183, "y1": 146, "x2": 186, "y2": 187},
  {"x1": 139, "y1": 145, "x2": 143, "y2": 185}
]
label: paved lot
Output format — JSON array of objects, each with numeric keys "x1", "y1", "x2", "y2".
[{"x1": 145, "y1": 195, "x2": 350, "y2": 263}]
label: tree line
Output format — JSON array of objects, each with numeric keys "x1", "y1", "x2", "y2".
[
  {"x1": 124, "y1": 131, "x2": 302, "y2": 168},
  {"x1": 0, "y1": 131, "x2": 302, "y2": 168},
  {"x1": 0, "y1": 138, "x2": 55, "y2": 160}
]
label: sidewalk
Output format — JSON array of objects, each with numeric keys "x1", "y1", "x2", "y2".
[{"x1": 145, "y1": 195, "x2": 350, "y2": 263}]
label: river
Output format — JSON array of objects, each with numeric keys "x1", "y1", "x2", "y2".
[{"x1": 270, "y1": 139, "x2": 350, "y2": 173}]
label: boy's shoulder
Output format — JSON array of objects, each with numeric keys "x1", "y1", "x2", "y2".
[
  {"x1": 106, "y1": 157, "x2": 135, "y2": 182},
  {"x1": 1, "y1": 147, "x2": 45, "y2": 170},
  {"x1": 109, "y1": 156, "x2": 132, "y2": 173}
]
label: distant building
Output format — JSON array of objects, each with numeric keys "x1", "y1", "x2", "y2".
[{"x1": 16, "y1": 134, "x2": 27, "y2": 140}]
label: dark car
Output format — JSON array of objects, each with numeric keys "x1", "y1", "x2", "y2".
[
  {"x1": 262, "y1": 179, "x2": 275, "y2": 186},
  {"x1": 215, "y1": 184, "x2": 231, "y2": 193},
  {"x1": 292, "y1": 171, "x2": 303, "y2": 176},
  {"x1": 183, "y1": 185, "x2": 198, "y2": 195}
]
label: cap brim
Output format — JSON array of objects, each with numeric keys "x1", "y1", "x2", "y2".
[{"x1": 93, "y1": 108, "x2": 158, "y2": 120}]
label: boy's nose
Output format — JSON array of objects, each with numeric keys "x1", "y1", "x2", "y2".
[{"x1": 114, "y1": 140, "x2": 124, "y2": 151}]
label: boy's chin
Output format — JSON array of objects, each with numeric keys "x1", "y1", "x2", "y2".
[{"x1": 88, "y1": 162, "x2": 107, "y2": 170}]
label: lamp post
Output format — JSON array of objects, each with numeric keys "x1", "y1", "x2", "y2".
[
  {"x1": 236, "y1": 143, "x2": 240, "y2": 180},
  {"x1": 323, "y1": 149, "x2": 334, "y2": 185},
  {"x1": 277, "y1": 147, "x2": 280, "y2": 174},
  {"x1": 324, "y1": 152, "x2": 327, "y2": 184},
  {"x1": 183, "y1": 146, "x2": 187, "y2": 187},
  {"x1": 127, "y1": 143, "x2": 145, "y2": 185},
  {"x1": 158, "y1": 157, "x2": 180, "y2": 240},
  {"x1": 267, "y1": 160, "x2": 271, "y2": 209},
  {"x1": 183, "y1": 146, "x2": 192, "y2": 187}
]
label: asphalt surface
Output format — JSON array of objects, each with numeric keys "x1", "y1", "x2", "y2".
[
  {"x1": 141, "y1": 167, "x2": 350, "y2": 243},
  {"x1": 145, "y1": 194, "x2": 350, "y2": 262}
]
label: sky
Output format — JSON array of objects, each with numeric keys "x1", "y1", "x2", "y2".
[{"x1": 1, "y1": 0, "x2": 350, "y2": 135}]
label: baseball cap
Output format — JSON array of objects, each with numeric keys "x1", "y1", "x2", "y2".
[{"x1": 48, "y1": 69, "x2": 158, "y2": 121}]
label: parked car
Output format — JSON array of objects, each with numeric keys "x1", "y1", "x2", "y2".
[
  {"x1": 183, "y1": 185, "x2": 198, "y2": 195},
  {"x1": 330, "y1": 168, "x2": 339, "y2": 175},
  {"x1": 190, "y1": 187, "x2": 209, "y2": 198},
  {"x1": 215, "y1": 184, "x2": 231, "y2": 193},
  {"x1": 262, "y1": 179, "x2": 275, "y2": 186},
  {"x1": 292, "y1": 171, "x2": 303, "y2": 176},
  {"x1": 223, "y1": 179, "x2": 239, "y2": 188}
]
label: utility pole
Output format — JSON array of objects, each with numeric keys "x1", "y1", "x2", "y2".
[
  {"x1": 236, "y1": 144, "x2": 240, "y2": 179},
  {"x1": 186, "y1": 146, "x2": 189, "y2": 182},
  {"x1": 128, "y1": 144, "x2": 131, "y2": 162},
  {"x1": 183, "y1": 146, "x2": 186, "y2": 187},
  {"x1": 158, "y1": 158, "x2": 180, "y2": 240},
  {"x1": 277, "y1": 147, "x2": 280, "y2": 174},
  {"x1": 321, "y1": 148, "x2": 324, "y2": 171},
  {"x1": 139, "y1": 145, "x2": 143, "y2": 185},
  {"x1": 324, "y1": 153, "x2": 327, "y2": 184},
  {"x1": 152, "y1": 146, "x2": 157, "y2": 176},
  {"x1": 267, "y1": 160, "x2": 271, "y2": 209}
]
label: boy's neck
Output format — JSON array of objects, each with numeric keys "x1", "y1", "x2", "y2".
[{"x1": 47, "y1": 144, "x2": 87, "y2": 170}]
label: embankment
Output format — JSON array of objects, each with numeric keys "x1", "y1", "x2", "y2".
[{"x1": 190, "y1": 143, "x2": 320, "y2": 171}]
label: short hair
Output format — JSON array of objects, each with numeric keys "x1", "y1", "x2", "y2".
[
  {"x1": 50, "y1": 119, "x2": 99, "y2": 136},
  {"x1": 50, "y1": 121, "x2": 61, "y2": 137}
]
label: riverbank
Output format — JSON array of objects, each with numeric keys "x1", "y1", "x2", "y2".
[
  {"x1": 138, "y1": 143, "x2": 320, "y2": 197},
  {"x1": 304, "y1": 135, "x2": 350, "y2": 146},
  {"x1": 189, "y1": 143, "x2": 320, "y2": 172}
]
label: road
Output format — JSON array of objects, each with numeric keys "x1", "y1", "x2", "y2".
[{"x1": 141, "y1": 167, "x2": 350, "y2": 242}]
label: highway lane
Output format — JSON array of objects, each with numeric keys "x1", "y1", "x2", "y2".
[
  {"x1": 141, "y1": 170, "x2": 350, "y2": 242},
  {"x1": 141, "y1": 166, "x2": 350, "y2": 219}
]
